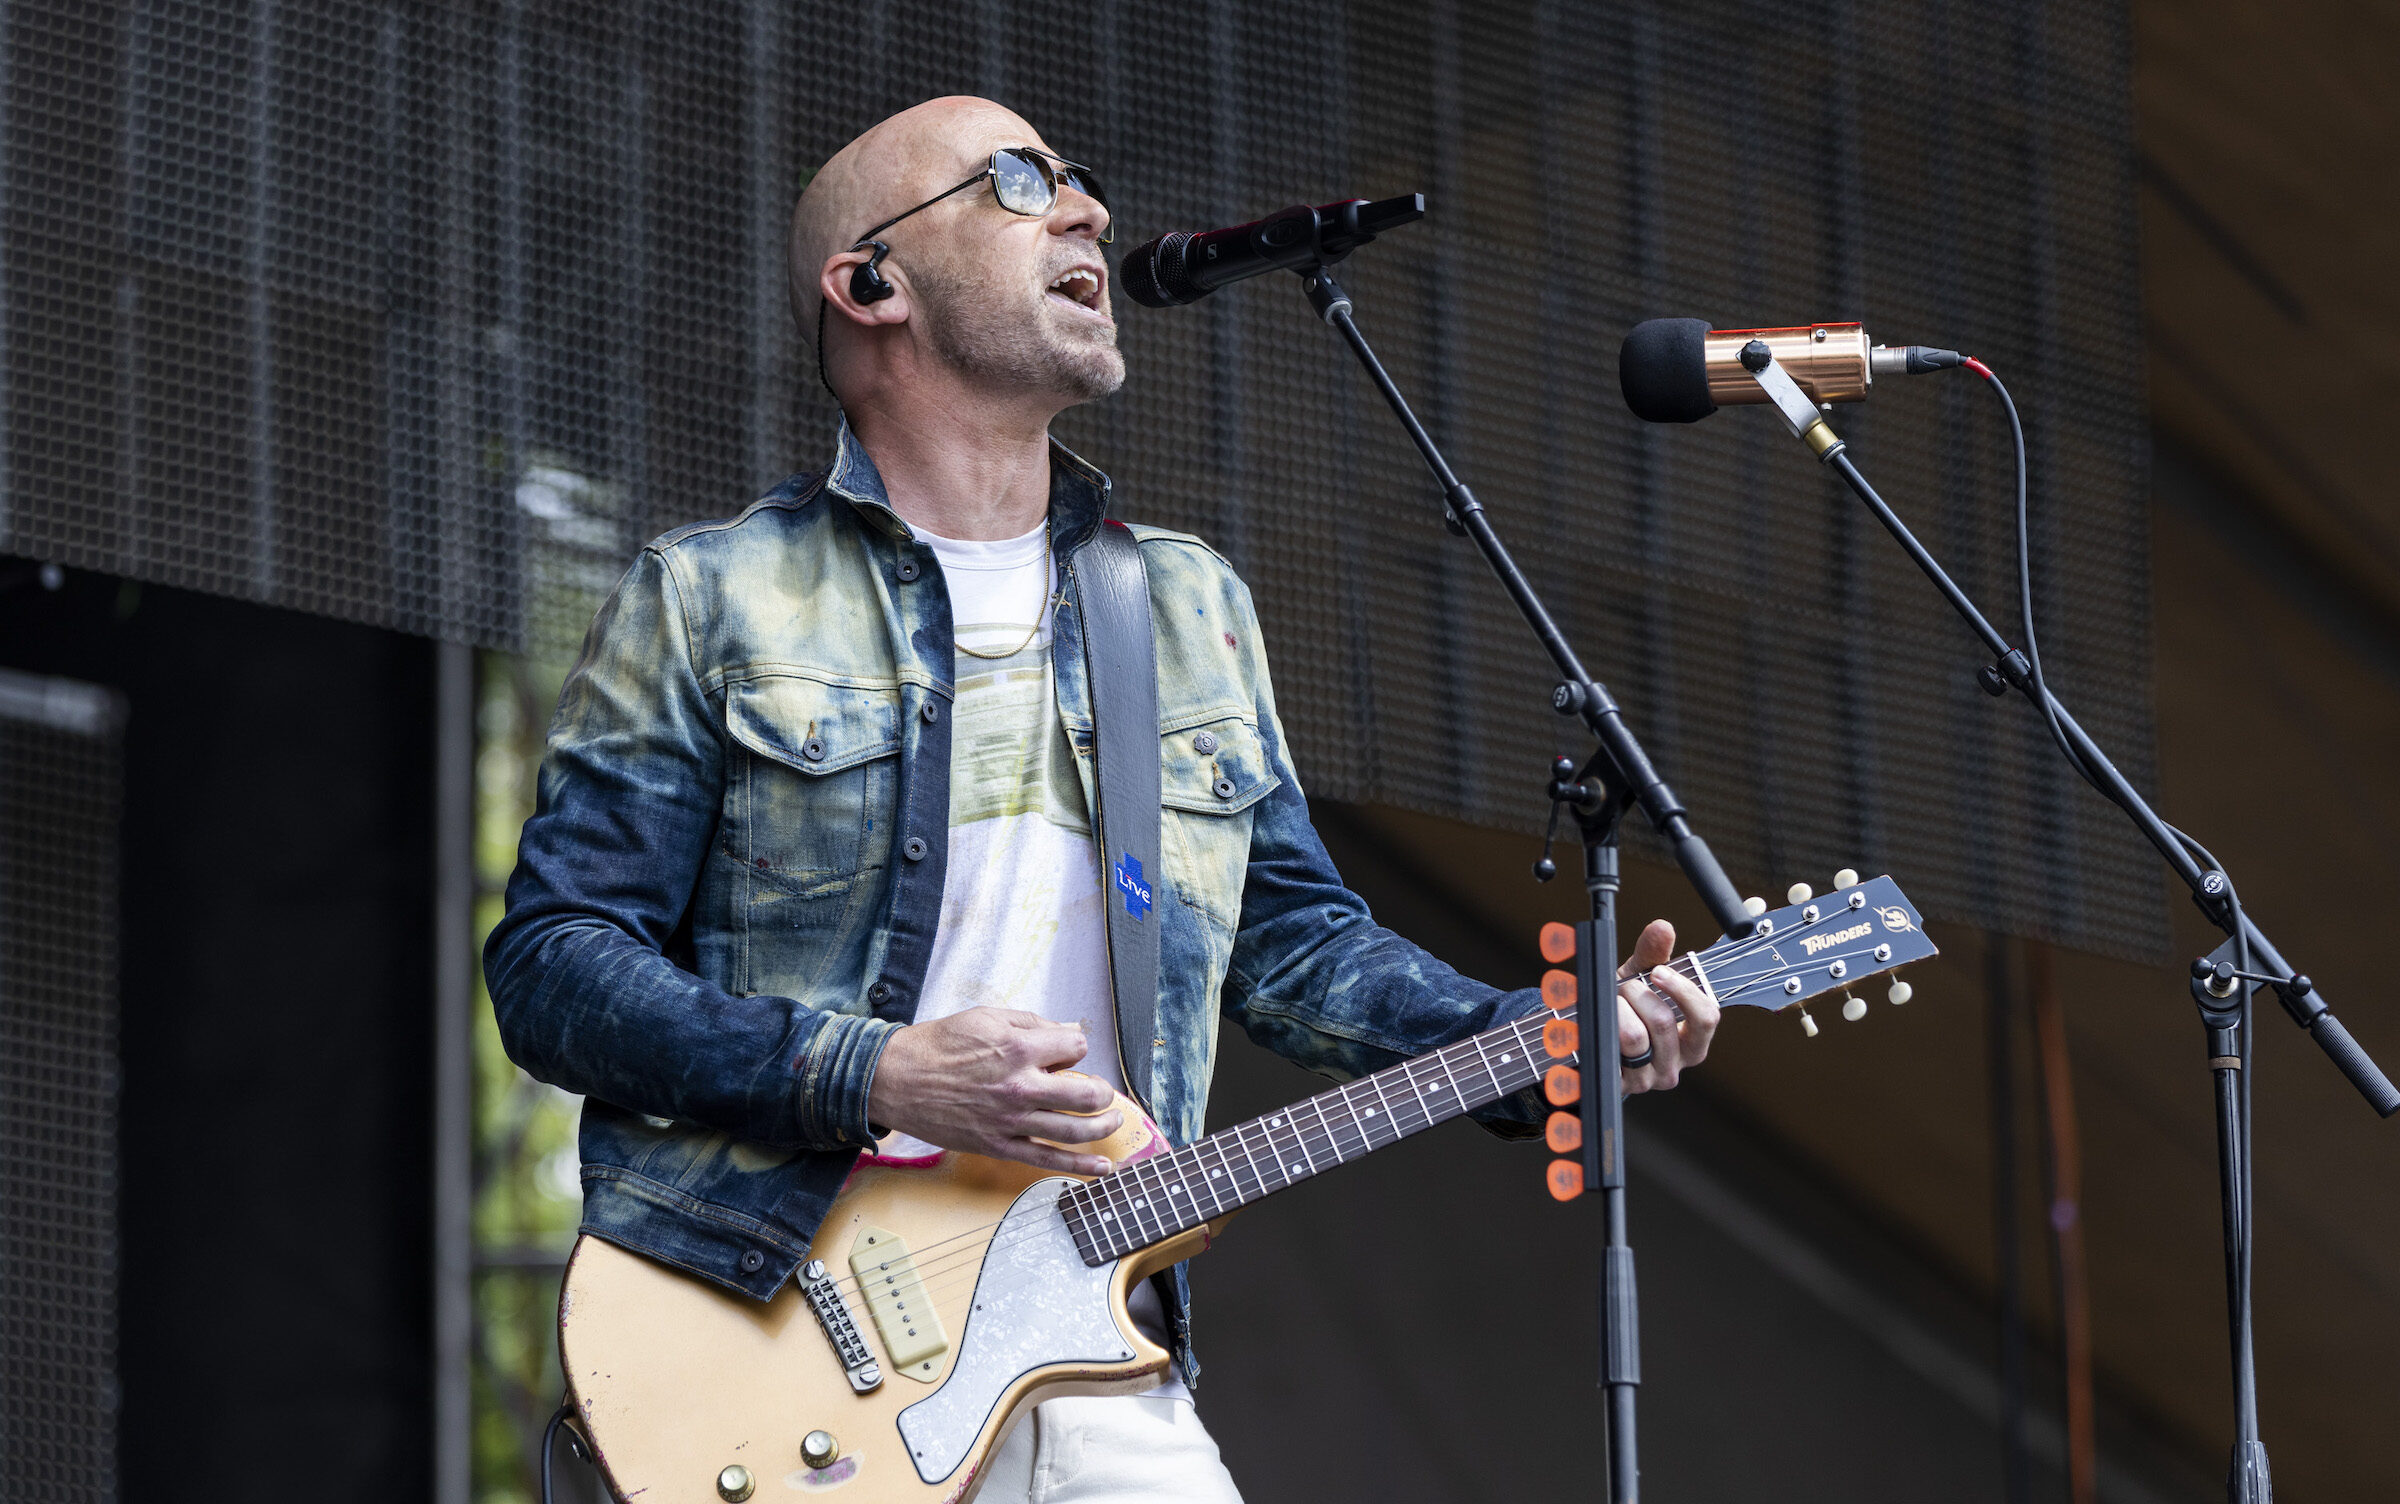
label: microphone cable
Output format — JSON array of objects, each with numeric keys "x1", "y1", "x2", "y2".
[{"x1": 1970, "y1": 357, "x2": 2255, "y2": 967}]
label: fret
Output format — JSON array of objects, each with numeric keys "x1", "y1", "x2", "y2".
[{"x1": 1466, "y1": 1030, "x2": 1509, "y2": 1104}]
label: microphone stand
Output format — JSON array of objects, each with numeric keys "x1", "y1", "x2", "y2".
[
  {"x1": 1294, "y1": 262, "x2": 1758, "y2": 1504},
  {"x1": 1730, "y1": 343, "x2": 2398, "y2": 1504}
]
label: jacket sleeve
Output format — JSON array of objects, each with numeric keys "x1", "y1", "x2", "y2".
[
  {"x1": 481, "y1": 546, "x2": 894, "y2": 1151},
  {"x1": 1217, "y1": 600, "x2": 1547, "y2": 1137}
]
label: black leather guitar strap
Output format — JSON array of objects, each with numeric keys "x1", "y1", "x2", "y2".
[{"x1": 1069, "y1": 519, "x2": 1162, "y2": 1111}]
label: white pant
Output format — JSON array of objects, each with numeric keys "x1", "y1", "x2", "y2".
[{"x1": 978, "y1": 1395, "x2": 1245, "y2": 1503}]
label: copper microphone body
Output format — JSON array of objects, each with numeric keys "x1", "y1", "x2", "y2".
[{"x1": 1703, "y1": 323, "x2": 1874, "y2": 406}]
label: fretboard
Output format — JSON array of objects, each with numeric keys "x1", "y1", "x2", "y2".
[{"x1": 1056, "y1": 950, "x2": 1707, "y2": 1267}]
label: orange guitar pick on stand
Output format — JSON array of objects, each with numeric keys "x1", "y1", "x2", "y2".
[{"x1": 1538, "y1": 922, "x2": 1585, "y2": 1199}]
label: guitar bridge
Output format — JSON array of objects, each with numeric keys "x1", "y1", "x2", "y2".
[{"x1": 799, "y1": 1258, "x2": 882, "y2": 1393}]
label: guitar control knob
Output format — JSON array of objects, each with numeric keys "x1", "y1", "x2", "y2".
[
  {"x1": 1888, "y1": 979, "x2": 1914, "y2": 1006},
  {"x1": 1787, "y1": 883, "x2": 1813, "y2": 904},
  {"x1": 717, "y1": 1464, "x2": 756, "y2": 1501},
  {"x1": 802, "y1": 1431, "x2": 841, "y2": 1470},
  {"x1": 1833, "y1": 867, "x2": 1860, "y2": 890}
]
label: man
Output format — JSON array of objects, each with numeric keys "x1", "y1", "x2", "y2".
[{"x1": 485, "y1": 96, "x2": 1718, "y2": 1502}]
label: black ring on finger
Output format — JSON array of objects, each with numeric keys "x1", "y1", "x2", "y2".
[{"x1": 1619, "y1": 1047, "x2": 1655, "y2": 1070}]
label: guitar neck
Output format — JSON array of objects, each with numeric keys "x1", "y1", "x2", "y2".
[
  {"x1": 1058, "y1": 963, "x2": 1663, "y2": 1265},
  {"x1": 1057, "y1": 870, "x2": 1940, "y2": 1269}
]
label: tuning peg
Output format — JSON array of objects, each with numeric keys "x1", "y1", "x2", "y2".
[
  {"x1": 1887, "y1": 979, "x2": 1913, "y2": 1006},
  {"x1": 1799, "y1": 1007, "x2": 1819, "y2": 1038},
  {"x1": 1841, "y1": 995, "x2": 1867, "y2": 1022},
  {"x1": 1786, "y1": 882, "x2": 1813, "y2": 904},
  {"x1": 1833, "y1": 867, "x2": 1860, "y2": 890},
  {"x1": 1742, "y1": 895, "x2": 1767, "y2": 918}
]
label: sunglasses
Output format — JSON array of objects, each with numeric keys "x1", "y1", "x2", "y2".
[{"x1": 854, "y1": 145, "x2": 1114, "y2": 248}]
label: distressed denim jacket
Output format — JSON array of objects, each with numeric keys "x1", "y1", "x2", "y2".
[{"x1": 484, "y1": 424, "x2": 1545, "y2": 1383}]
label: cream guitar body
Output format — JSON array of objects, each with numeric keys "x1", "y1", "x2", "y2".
[
  {"x1": 558, "y1": 876, "x2": 1937, "y2": 1504},
  {"x1": 559, "y1": 1095, "x2": 1221, "y2": 1504}
]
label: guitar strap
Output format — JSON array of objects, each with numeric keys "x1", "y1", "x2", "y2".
[{"x1": 1068, "y1": 519, "x2": 1162, "y2": 1112}]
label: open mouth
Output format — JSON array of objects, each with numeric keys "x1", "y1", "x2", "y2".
[{"x1": 1047, "y1": 265, "x2": 1106, "y2": 313}]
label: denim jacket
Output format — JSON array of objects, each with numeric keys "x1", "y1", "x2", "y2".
[{"x1": 484, "y1": 425, "x2": 1546, "y2": 1384}]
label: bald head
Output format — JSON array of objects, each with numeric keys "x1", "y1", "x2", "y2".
[
  {"x1": 789, "y1": 96, "x2": 1044, "y2": 333},
  {"x1": 789, "y1": 96, "x2": 1121, "y2": 418}
]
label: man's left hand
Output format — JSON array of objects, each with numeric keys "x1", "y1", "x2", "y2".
[{"x1": 1614, "y1": 918, "x2": 1719, "y2": 1094}]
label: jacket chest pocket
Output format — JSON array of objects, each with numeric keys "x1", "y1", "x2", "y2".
[
  {"x1": 723, "y1": 675, "x2": 903, "y2": 897},
  {"x1": 1158, "y1": 711, "x2": 1278, "y2": 933}
]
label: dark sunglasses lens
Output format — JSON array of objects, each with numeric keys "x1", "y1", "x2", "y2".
[{"x1": 990, "y1": 149, "x2": 1054, "y2": 216}]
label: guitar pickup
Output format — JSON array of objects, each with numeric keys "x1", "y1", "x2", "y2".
[
  {"x1": 851, "y1": 1225, "x2": 950, "y2": 1383},
  {"x1": 799, "y1": 1258, "x2": 882, "y2": 1393}
]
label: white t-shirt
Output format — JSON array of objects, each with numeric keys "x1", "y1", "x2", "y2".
[{"x1": 880, "y1": 517, "x2": 1186, "y2": 1398}]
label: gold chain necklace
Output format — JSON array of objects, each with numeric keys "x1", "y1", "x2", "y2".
[{"x1": 951, "y1": 523, "x2": 1055, "y2": 661}]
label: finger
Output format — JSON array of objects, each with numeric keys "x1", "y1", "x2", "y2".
[
  {"x1": 1016, "y1": 1021, "x2": 1098, "y2": 1071},
  {"x1": 1021, "y1": 1106, "x2": 1126, "y2": 1146},
  {"x1": 1616, "y1": 918, "x2": 1678, "y2": 980},
  {"x1": 1648, "y1": 964, "x2": 1720, "y2": 1064},
  {"x1": 1615, "y1": 992, "x2": 1662, "y2": 1097},
  {"x1": 1018, "y1": 1069, "x2": 1119, "y2": 1115},
  {"x1": 1621, "y1": 974, "x2": 1686, "y2": 1086},
  {"x1": 995, "y1": 1136, "x2": 1116, "y2": 1177}
]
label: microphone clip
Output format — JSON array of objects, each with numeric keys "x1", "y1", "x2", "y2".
[{"x1": 1739, "y1": 343, "x2": 1848, "y2": 462}]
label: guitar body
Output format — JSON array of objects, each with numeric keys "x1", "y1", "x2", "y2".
[{"x1": 558, "y1": 1094, "x2": 1223, "y2": 1504}]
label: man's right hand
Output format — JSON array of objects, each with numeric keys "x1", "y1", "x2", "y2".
[{"x1": 866, "y1": 1007, "x2": 1125, "y2": 1175}]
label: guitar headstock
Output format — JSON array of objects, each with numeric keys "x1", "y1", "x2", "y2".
[{"x1": 1703, "y1": 868, "x2": 1937, "y2": 1035}]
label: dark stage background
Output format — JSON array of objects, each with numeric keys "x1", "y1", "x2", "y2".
[{"x1": 0, "y1": 0, "x2": 2154, "y2": 958}]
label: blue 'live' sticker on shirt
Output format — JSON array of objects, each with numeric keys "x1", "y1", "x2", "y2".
[{"x1": 1114, "y1": 852, "x2": 1153, "y2": 920}]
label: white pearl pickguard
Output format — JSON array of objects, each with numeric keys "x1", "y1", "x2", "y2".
[{"x1": 893, "y1": 1178, "x2": 1134, "y2": 1485}]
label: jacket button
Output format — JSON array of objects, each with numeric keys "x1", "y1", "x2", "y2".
[
  {"x1": 1192, "y1": 730, "x2": 1219, "y2": 754},
  {"x1": 801, "y1": 737, "x2": 826, "y2": 761},
  {"x1": 896, "y1": 559, "x2": 921, "y2": 582},
  {"x1": 1213, "y1": 776, "x2": 1238, "y2": 800},
  {"x1": 903, "y1": 836, "x2": 929, "y2": 861},
  {"x1": 738, "y1": 1249, "x2": 766, "y2": 1274},
  {"x1": 868, "y1": 980, "x2": 893, "y2": 1004},
  {"x1": 921, "y1": 700, "x2": 940, "y2": 723}
]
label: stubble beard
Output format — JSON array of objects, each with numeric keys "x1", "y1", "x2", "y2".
[{"x1": 914, "y1": 257, "x2": 1126, "y2": 405}]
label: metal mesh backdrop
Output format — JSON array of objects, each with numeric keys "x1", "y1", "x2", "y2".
[
  {"x1": 0, "y1": 0, "x2": 2158, "y2": 956},
  {"x1": 0, "y1": 670, "x2": 124, "y2": 1503}
]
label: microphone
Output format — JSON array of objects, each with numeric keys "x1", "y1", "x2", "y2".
[
  {"x1": 1618, "y1": 318, "x2": 1963, "y2": 424},
  {"x1": 1120, "y1": 194, "x2": 1425, "y2": 308}
]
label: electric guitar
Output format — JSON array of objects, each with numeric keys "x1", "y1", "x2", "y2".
[{"x1": 556, "y1": 873, "x2": 1936, "y2": 1503}]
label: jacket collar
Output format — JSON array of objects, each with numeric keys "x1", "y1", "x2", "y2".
[{"x1": 820, "y1": 418, "x2": 1114, "y2": 552}]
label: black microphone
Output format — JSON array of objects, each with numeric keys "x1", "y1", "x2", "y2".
[
  {"x1": 1120, "y1": 194, "x2": 1426, "y2": 307},
  {"x1": 1619, "y1": 317, "x2": 1963, "y2": 423}
]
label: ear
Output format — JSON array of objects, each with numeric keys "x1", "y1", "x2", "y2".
[{"x1": 818, "y1": 248, "x2": 911, "y2": 328}]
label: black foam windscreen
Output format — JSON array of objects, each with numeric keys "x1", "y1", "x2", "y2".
[{"x1": 1619, "y1": 317, "x2": 1717, "y2": 423}]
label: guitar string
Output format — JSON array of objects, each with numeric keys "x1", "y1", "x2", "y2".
[
  {"x1": 816, "y1": 941, "x2": 1909, "y2": 1319},
  {"x1": 807, "y1": 928, "x2": 1916, "y2": 1306}
]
